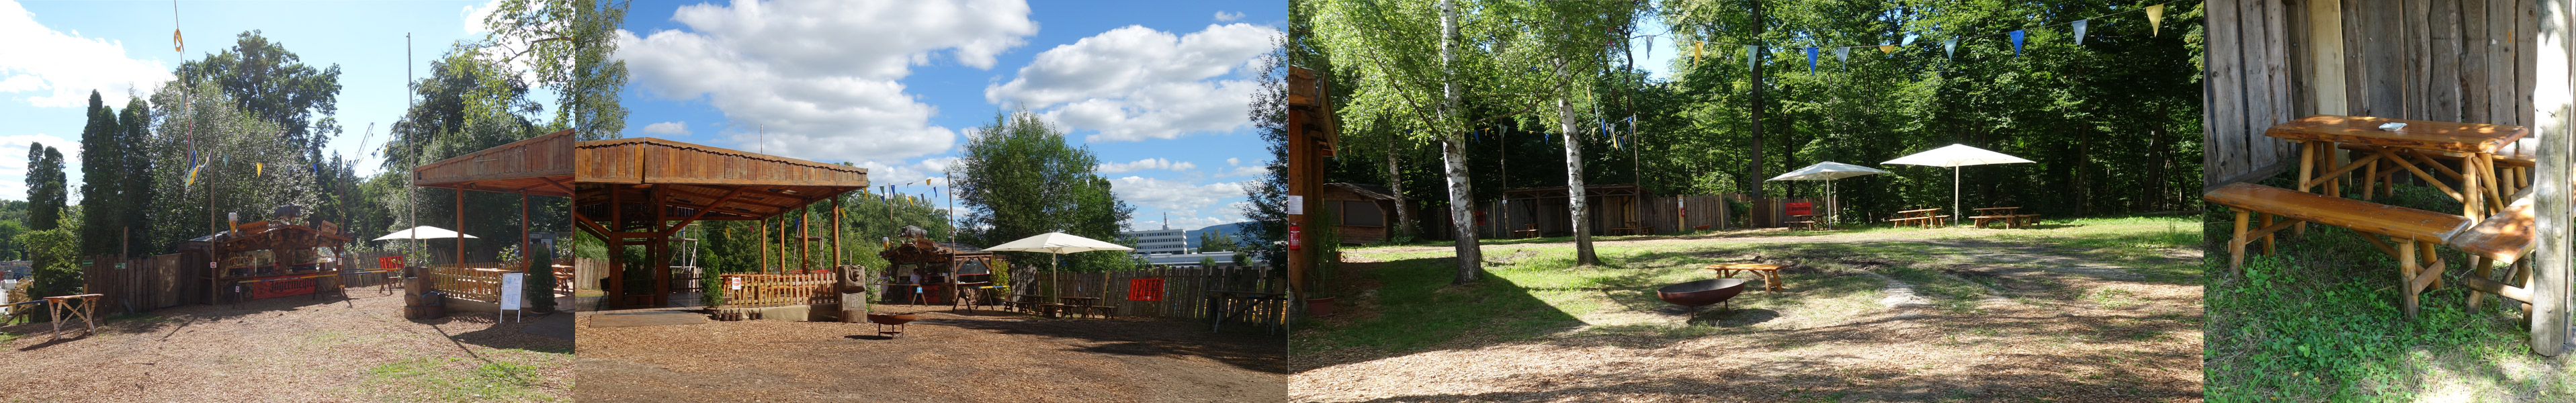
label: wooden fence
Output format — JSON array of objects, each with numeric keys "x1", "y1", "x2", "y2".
[
  {"x1": 714, "y1": 272, "x2": 836, "y2": 308},
  {"x1": 427, "y1": 264, "x2": 514, "y2": 304},
  {"x1": 1006, "y1": 265, "x2": 1282, "y2": 320},
  {"x1": 2204, "y1": 0, "x2": 2540, "y2": 187},
  {"x1": 79, "y1": 254, "x2": 194, "y2": 314}
]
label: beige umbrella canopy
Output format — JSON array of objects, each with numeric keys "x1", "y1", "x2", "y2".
[
  {"x1": 1883, "y1": 144, "x2": 2035, "y2": 225},
  {"x1": 373, "y1": 226, "x2": 478, "y2": 240},
  {"x1": 982, "y1": 232, "x2": 1135, "y2": 301}
]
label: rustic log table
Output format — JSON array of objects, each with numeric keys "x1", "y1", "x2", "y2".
[
  {"x1": 1704, "y1": 263, "x2": 1785, "y2": 292},
  {"x1": 1969, "y1": 207, "x2": 2041, "y2": 228},
  {"x1": 2266, "y1": 116, "x2": 2531, "y2": 224},
  {"x1": 1056, "y1": 296, "x2": 1108, "y2": 318},
  {"x1": 1888, "y1": 208, "x2": 1947, "y2": 228},
  {"x1": 44, "y1": 294, "x2": 102, "y2": 340},
  {"x1": 1787, "y1": 214, "x2": 1824, "y2": 230}
]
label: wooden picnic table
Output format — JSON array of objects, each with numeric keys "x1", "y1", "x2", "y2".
[
  {"x1": 1969, "y1": 207, "x2": 2041, "y2": 228},
  {"x1": 1704, "y1": 263, "x2": 1785, "y2": 292},
  {"x1": 1056, "y1": 296, "x2": 1110, "y2": 318},
  {"x1": 1888, "y1": 208, "x2": 1948, "y2": 228},
  {"x1": 1787, "y1": 214, "x2": 1825, "y2": 230},
  {"x1": 1513, "y1": 224, "x2": 1540, "y2": 238},
  {"x1": 1207, "y1": 291, "x2": 1287, "y2": 334},
  {"x1": 44, "y1": 294, "x2": 101, "y2": 340},
  {"x1": 2266, "y1": 115, "x2": 2530, "y2": 224}
]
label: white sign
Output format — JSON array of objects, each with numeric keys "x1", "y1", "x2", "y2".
[
  {"x1": 1286, "y1": 195, "x2": 1304, "y2": 215},
  {"x1": 730, "y1": 277, "x2": 742, "y2": 291},
  {"x1": 500, "y1": 273, "x2": 525, "y2": 311}
]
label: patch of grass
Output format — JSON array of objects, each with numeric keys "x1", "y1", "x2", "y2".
[
  {"x1": 2206, "y1": 183, "x2": 2571, "y2": 400},
  {"x1": 1299, "y1": 215, "x2": 2198, "y2": 355},
  {"x1": 363, "y1": 351, "x2": 568, "y2": 402},
  {"x1": 2084, "y1": 288, "x2": 2141, "y2": 309},
  {"x1": 0, "y1": 331, "x2": 18, "y2": 344}
]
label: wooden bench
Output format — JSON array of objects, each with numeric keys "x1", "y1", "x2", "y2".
[
  {"x1": 1513, "y1": 224, "x2": 1540, "y2": 238},
  {"x1": 2446, "y1": 187, "x2": 2540, "y2": 314},
  {"x1": 2205, "y1": 182, "x2": 2471, "y2": 318},
  {"x1": 1705, "y1": 263, "x2": 1785, "y2": 292}
]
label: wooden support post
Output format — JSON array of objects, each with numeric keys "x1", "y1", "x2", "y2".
[
  {"x1": 2297, "y1": 142, "x2": 2316, "y2": 236},
  {"x1": 2473, "y1": 255, "x2": 2495, "y2": 310},
  {"x1": 606, "y1": 185, "x2": 623, "y2": 309},
  {"x1": 2532, "y1": 0, "x2": 2572, "y2": 356},
  {"x1": 2231, "y1": 210, "x2": 2249, "y2": 273},
  {"x1": 454, "y1": 189, "x2": 464, "y2": 267},
  {"x1": 2402, "y1": 240, "x2": 2420, "y2": 319},
  {"x1": 759, "y1": 218, "x2": 769, "y2": 275}
]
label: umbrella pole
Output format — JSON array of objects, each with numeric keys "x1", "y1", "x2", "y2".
[{"x1": 1952, "y1": 167, "x2": 1961, "y2": 226}]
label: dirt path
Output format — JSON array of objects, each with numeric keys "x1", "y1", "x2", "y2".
[
  {"x1": 0, "y1": 291, "x2": 574, "y2": 402},
  {"x1": 1293, "y1": 228, "x2": 2202, "y2": 402},
  {"x1": 574, "y1": 305, "x2": 1285, "y2": 403}
]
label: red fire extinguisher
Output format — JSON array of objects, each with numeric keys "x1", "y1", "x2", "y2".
[{"x1": 1288, "y1": 222, "x2": 1303, "y2": 251}]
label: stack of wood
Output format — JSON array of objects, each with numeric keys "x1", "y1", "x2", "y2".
[{"x1": 400, "y1": 266, "x2": 443, "y2": 320}]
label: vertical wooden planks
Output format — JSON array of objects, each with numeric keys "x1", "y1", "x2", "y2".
[
  {"x1": 2434, "y1": 0, "x2": 2466, "y2": 122},
  {"x1": 2470, "y1": 0, "x2": 2497, "y2": 124}
]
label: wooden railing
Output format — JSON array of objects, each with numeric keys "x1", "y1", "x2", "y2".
[
  {"x1": 1007, "y1": 265, "x2": 1282, "y2": 319},
  {"x1": 427, "y1": 264, "x2": 515, "y2": 304},
  {"x1": 715, "y1": 272, "x2": 836, "y2": 308}
]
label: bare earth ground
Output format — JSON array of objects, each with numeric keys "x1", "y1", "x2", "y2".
[
  {"x1": 1293, "y1": 226, "x2": 2202, "y2": 402},
  {"x1": 573, "y1": 304, "x2": 1286, "y2": 402},
  {"x1": 0, "y1": 290, "x2": 574, "y2": 402}
]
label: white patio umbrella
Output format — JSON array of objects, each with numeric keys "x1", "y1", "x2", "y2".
[
  {"x1": 1882, "y1": 144, "x2": 2035, "y2": 225},
  {"x1": 982, "y1": 232, "x2": 1135, "y2": 302},
  {"x1": 1766, "y1": 161, "x2": 1891, "y2": 228},
  {"x1": 372, "y1": 226, "x2": 478, "y2": 240}
]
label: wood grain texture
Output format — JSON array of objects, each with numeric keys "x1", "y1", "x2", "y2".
[{"x1": 2202, "y1": 182, "x2": 2470, "y2": 242}]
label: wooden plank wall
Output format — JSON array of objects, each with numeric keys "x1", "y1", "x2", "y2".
[
  {"x1": 1639, "y1": 194, "x2": 1737, "y2": 233},
  {"x1": 2210, "y1": 0, "x2": 2540, "y2": 187},
  {"x1": 1005, "y1": 265, "x2": 1282, "y2": 320},
  {"x1": 79, "y1": 254, "x2": 192, "y2": 314}
]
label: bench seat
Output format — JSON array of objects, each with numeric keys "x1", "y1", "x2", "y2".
[{"x1": 2205, "y1": 182, "x2": 2473, "y2": 318}]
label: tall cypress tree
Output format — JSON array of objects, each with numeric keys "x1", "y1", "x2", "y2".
[
  {"x1": 79, "y1": 90, "x2": 122, "y2": 256},
  {"x1": 117, "y1": 97, "x2": 154, "y2": 256},
  {"x1": 26, "y1": 142, "x2": 65, "y2": 231}
]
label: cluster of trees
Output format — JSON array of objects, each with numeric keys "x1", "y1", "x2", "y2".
[
  {"x1": 16, "y1": 0, "x2": 621, "y2": 316},
  {"x1": 1272, "y1": 0, "x2": 2204, "y2": 282},
  {"x1": 953, "y1": 111, "x2": 1137, "y2": 274}
]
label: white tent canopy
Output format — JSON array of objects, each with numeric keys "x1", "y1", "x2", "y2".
[
  {"x1": 983, "y1": 232, "x2": 1135, "y2": 301},
  {"x1": 1882, "y1": 144, "x2": 2035, "y2": 225},
  {"x1": 1767, "y1": 162, "x2": 1890, "y2": 228},
  {"x1": 373, "y1": 226, "x2": 478, "y2": 241}
]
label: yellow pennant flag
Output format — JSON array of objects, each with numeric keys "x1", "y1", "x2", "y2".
[
  {"x1": 256, "y1": 163, "x2": 263, "y2": 176},
  {"x1": 2147, "y1": 4, "x2": 2165, "y2": 36},
  {"x1": 1691, "y1": 41, "x2": 1705, "y2": 66},
  {"x1": 1879, "y1": 44, "x2": 1895, "y2": 54},
  {"x1": 173, "y1": 29, "x2": 183, "y2": 52}
]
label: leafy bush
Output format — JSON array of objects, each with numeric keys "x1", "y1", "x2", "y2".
[{"x1": 19, "y1": 228, "x2": 77, "y2": 322}]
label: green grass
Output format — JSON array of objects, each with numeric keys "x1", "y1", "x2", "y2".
[
  {"x1": 1298, "y1": 216, "x2": 2199, "y2": 355},
  {"x1": 0, "y1": 331, "x2": 18, "y2": 344},
  {"x1": 2204, "y1": 182, "x2": 2576, "y2": 400},
  {"x1": 361, "y1": 349, "x2": 568, "y2": 402}
]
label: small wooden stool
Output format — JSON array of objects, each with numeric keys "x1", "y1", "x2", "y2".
[{"x1": 1704, "y1": 264, "x2": 1785, "y2": 292}]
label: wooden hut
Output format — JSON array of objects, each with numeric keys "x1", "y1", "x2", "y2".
[
  {"x1": 1499, "y1": 185, "x2": 1652, "y2": 237},
  {"x1": 1319, "y1": 183, "x2": 1407, "y2": 244},
  {"x1": 573, "y1": 136, "x2": 869, "y2": 311}
]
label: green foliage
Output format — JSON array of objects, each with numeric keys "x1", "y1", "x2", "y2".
[
  {"x1": 80, "y1": 91, "x2": 156, "y2": 257},
  {"x1": 143, "y1": 81, "x2": 321, "y2": 256},
  {"x1": 475, "y1": 0, "x2": 628, "y2": 139},
  {"x1": 522, "y1": 245, "x2": 555, "y2": 312},
  {"x1": 1197, "y1": 230, "x2": 1237, "y2": 253},
  {"x1": 0, "y1": 220, "x2": 27, "y2": 260},
  {"x1": 24, "y1": 142, "x2": 65, "y2": 231},
  {"x1": 954, "y1": 110, "x2": 1135, "y2": 274},
  {"x1": 173, "y1": 30, "x2": 344, "y2": 152},
  {"x1": 18, "y1": 228, "x2": 77, "y2": 322},
  {"x1": 362, "y1": 43, "x2": 566, "y2": 265}
]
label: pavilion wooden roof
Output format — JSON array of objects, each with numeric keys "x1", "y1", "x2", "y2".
[
  {"x1": 413, "y1": 129, "x2": 577, "y2": 197},
  {"x1": 572, "y1": 137, "x2": 868, "y2": 236}
]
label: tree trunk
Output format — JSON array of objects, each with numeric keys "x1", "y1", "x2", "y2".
[
  {"x1": 1559, "y1": 89, "x2": 1598, "y2": 266},
  {"x1": 1746, "y1": 0, "x2": 1767, "y2": 203},
  {"x1": 1386, "y1": 140, "x2": 1414, "y2": 240},
  {"x1": 1439, "y1": 0, "x2": 1480, "y2": 283}
]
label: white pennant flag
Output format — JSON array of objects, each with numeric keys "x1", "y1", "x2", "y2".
[
  {"x1": 1835, "y1": 46, "x2": 1849, "y2": 64},
  {"x1": 2073, "y1": 19, "x2": 2090, "y2": 45}
]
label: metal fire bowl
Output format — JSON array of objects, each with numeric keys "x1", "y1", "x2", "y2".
[
  {"x1": 865, "y1": 312, "x2": 918, "y2": 325},
  {"x1": 1656, "y1": 278, "x2": 1748, "y2": 308}
]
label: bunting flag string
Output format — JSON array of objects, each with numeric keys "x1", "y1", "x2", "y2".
[
  {"x1": 2147, "y1": 5, "x2": 2165, "y2": 36},
  {"x1": 1805, "y1": 47, "x2": 1818, "y2": 72},
  {"x1": 1944, "y1": 38, "x2": 1959, "y2": 58},
  {"x1": 1834, "y1": 46, "x2": 1850, "y2": 64}
]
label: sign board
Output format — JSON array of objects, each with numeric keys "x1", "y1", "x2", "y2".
[
  {"x1": 729, "y1": 277, "x2": 742, "y2": 291},
  {"x1": 114, "y1": 263, "x2": 126, "y2": 270},
  {"x1": 1127, "y1": 278, "x2": 1164, "y2": 302},
  {"x1": 1285, "y1": 195, "x2": 1304, "y2": 214},
  {"x1": 378, "y1": 256, "x2": 404, "y2": 269},
  {"x1": 500, "y1": 273, "x2": 525, "y2": 311}
]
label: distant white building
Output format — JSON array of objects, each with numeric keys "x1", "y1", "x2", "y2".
[
  {"x1": 1121, "y1": 228, "x2": 1189, "y2": 255},
  {"x1": 1137, "y1": 251, "x2": 1264, "y2": 267}
]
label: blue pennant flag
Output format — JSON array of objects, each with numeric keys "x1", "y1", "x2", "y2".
[
  {"x1": 1944, "y1": 38, "x2": 1959, "y2": 58},
  {"x1": 2073, "y1": 19, "x2": 2090, "y2": 45},
  {"x1": 1805, "y1": 47, "x2": 1819, "y2": 72},
  {"x1": 2009, "y1": 30, "x2": 2025, "y2": 56}
]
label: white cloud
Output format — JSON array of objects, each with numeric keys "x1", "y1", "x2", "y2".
[
  {"x1": 641, "y1": 121, "x2": 688, "y2": 135},
  {"x1": 1108, "y1": 175, "x2": 1242, "y2": 212},
  {"x1": 1215, "y1": 156, "x2": 1263, "y2": 177},
  {"x1": 460, "y1": 0, "x2": 505, "y2": 34},
  {"x1": 985, "y1": 24, "x2": 1277, "y2": 142},
  {"x1": 1213, "y1": 11, "x2": 1243, "y2": 21},
  {"x1": 0, "y1": 134, "x2": 83, "y2": 201},
  {"x1": 618, "y1": 0, "x2": 1039, "y2": 161},
  {"x1": 1097, "y1": 158, "x2": 1195, "y2": 174},
  {"x1": 0, "y1": 0, "x2": 173, "y2": 107},
  {"x1": 1225, "y1": 157, "x2": 1238, "y2": 166},
  {"x1": 854, "y1": 156, "x2": 961, "y2": 189}
]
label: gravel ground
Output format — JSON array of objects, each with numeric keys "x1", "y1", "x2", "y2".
[
  {"x1": 574, "y1": 304, "x2": 1286, "y2": 402},
  {"x1": 1293, "y1": 228, "x2": 2202, "y2": 402},
  {"x1": 0, "y1": 289, "x2": 574, "y2": 402}
]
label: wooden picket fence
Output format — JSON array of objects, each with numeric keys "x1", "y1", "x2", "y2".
[
  {"x1": 714, "y1": 272, "x2": 836, "y2": 308},
  {"x1": 426, "y1": 264, "x2": 515, "y2": 304},
  {"x1": 1006, "y1": 265, "x2": 1282, "y2": 320}
]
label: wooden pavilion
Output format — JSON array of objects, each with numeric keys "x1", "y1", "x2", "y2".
[
  {"x1": 408, "y1": 129, "x2": 576, "y2": 311},
  {"x1": 572, "y1": 137, "x2": 869, "y2": 309}
]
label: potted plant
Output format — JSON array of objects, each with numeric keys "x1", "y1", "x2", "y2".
[{"x1": 1305, "y1": 206, "x2": 1343, "y2": 316}]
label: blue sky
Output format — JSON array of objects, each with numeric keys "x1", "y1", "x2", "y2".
[
  {"x1": 0, "y1": 0, "x2": 505, "y2": 202},
  {"x1": 616, "y1": 0, "x2": 1283, "y2": 232}
]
